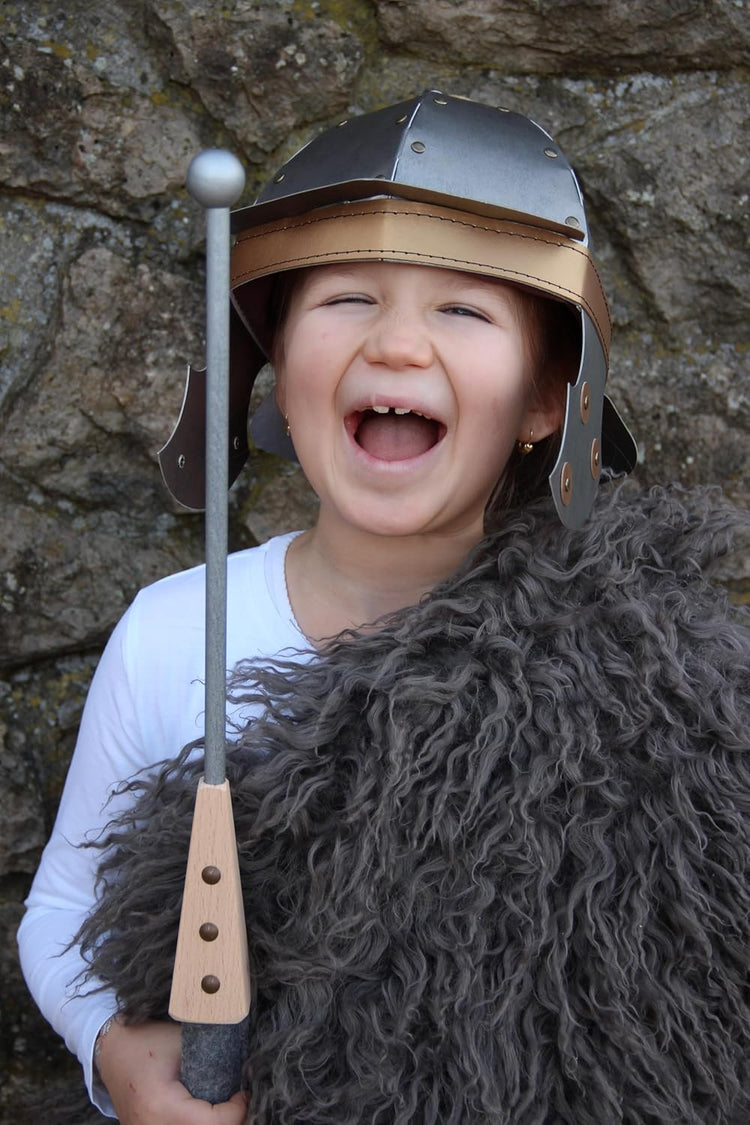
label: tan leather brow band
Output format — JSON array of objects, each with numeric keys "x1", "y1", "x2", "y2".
[{"x1": 232, "y1": 200, "x2": 611, "y2": 355}]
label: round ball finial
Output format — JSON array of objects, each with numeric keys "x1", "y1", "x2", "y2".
[{"x1": 186, "y1": 149, "x2": 246, "y2": 208}]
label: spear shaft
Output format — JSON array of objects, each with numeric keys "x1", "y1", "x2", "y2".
[
  {"x1": 203, "y1": 200, "x2": 231, "y2": 788},
  {"x1": 168, "y1": 150, "x2": 251, "y2": 1104}
]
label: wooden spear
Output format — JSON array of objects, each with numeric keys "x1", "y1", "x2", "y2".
[{"x1": 167, "y1": 149, "x2": 251, "y2": 1104}]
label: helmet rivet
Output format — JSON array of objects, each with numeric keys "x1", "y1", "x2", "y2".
[
  {"x1": 560, "y1": 462, "x2": 573, "y2": 505},
  {"x1": 433, "y1": 97, "x2": 448, "y2": 105},
  {"x1": 337, "y1": 120, "x2": 348, "y2": 127},
  {"x1": 273, "y1": 172, "x2": 285, "y2": 184},
  {"x1": 544, "y1": 148, "x2": 558, "y2": 159},
  {"x1": 177, "y1": 454, "x2": 186, "y2": 469},
  {"x1": 232, "y1": 436, "x2": 241, "y2": 451},
  {"x1": 580, "y1": 382, "x2": 591, "y2": 424},
  {"x1": 396, "y1": 114, "x2": 408, "y2": 124},
  {"x1": 498, "y1": 106, "x2": 510, "y2": 112},
  {"x1": 411, "y1": 140, "x2": 426, "y2": 154},
  {"x1": 590, "y1": 438, "x2": 601, "y2": 480},
  {"x1": 566, "y1": 216, "x2": 580, "y2": 228}
]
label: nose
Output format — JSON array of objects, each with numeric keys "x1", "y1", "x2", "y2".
[{"x1": 361, "y1": 308, "x2": 434, "y2": 370}]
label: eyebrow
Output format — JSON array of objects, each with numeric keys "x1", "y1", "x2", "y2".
[
  {"x1": 301, "y1": 264, "x2": 520, "y2": 309},
  {"x1": 305, "y1": 265, "x2": 369, "y2": 284}
]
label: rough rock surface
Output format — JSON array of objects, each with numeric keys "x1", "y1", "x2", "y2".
[
  {"x1": 374, "y1": 0, "x2": 750, "y2": 74},
  {"x1": 1, "y1": 0, "x2": 747, "y2": 1119}
]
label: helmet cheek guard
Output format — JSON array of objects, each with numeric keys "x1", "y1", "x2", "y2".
[{"x1": 159, "y1": 91, "x2": 636, "y2": 528}]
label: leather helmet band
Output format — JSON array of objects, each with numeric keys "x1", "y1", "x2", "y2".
[{"x1": 231, "y1": 198, "x2": 611, "y2": 360}]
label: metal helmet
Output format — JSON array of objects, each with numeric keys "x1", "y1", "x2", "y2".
[{"x1": 159, "y1": 90, "x2": 636, "y2": 527}]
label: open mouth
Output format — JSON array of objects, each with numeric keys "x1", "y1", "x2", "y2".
[{"x1": 348, "y1": 405, "x2": 446, "y2": 462}]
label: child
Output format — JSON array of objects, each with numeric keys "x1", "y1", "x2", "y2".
[{"x1": 18, "y1": 93, "x2": 748, "y2": 1124}]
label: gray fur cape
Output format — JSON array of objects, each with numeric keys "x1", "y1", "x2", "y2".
[{"x1": 78, "y1": 484, "x2": 749, "y2": 1124}]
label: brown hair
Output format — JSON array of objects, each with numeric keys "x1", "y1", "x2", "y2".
[{"x1": 485, "y1": 290, "x2": 581, "y2": 525}]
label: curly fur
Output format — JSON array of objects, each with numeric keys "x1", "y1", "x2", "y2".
[{"x1": 77, "y1": 483, "x2": 750, "y2": 1124}]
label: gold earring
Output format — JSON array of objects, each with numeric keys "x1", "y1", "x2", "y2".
[{"x1": 517, "y1": 428, "x2": 534, "y2": 455}]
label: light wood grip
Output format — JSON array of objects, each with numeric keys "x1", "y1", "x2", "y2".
[{"x1": 169, "y1": 780, "x2": 251, "y2": 1024}]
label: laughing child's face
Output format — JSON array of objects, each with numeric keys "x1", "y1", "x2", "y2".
[{"x1": 275, "y1": 261, "x2": 563, "y2": 546}]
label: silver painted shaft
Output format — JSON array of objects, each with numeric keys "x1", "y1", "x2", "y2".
[
  {"x1": 203, "y1": 201, "x2": 230, "y2": 786},
  {"x1": 186, "y1": 150, "x2": 246, "y2": 785}
]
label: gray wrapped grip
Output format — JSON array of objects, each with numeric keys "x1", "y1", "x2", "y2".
[{"x1": 180, "y1": 1018, "x2": 249, "y2": 1104}]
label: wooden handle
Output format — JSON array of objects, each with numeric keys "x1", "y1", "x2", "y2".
[{"x1": 169, "y1": 780, "x2": 251, "y2": 1024}]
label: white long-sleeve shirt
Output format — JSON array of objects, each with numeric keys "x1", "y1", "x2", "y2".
[{"x1": 17, "y1": 532, "x2": 308, "y2": 1116}]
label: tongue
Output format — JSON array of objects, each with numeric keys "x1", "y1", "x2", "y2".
[{"x1": 356, "y1": 412, "x2": 438, "y2": 461}]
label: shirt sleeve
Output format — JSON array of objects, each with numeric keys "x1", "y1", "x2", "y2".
[
  {"x1": 17, "y1": 600, "x2": 155, "y2": 1117},
  {"x1": 16, "y1": 540, "x2": 303, "y2": 1115}
]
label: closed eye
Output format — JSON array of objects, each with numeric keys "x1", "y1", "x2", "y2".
[
  {"x1": 324, "y1": 294, "x2": 374, "y2": 306},
  {"x1": 441, "y1": 305, "x2": 490, "y2": 321}
]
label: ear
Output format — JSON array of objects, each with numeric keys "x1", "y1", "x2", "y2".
[{"x1": 518, "y1": 382, "x2": 566, "y2": 444}]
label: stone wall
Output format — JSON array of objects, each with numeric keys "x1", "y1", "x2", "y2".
[{"x1": 1, "y1": 1, "x2": 747, "y2": 1119}]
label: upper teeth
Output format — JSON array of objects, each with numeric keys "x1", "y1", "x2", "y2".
[{"x1": 370, "y1": 405, "x2": 428, "y2": 417}]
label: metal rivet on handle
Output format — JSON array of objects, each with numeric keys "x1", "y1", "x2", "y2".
[
  {"x1": 201, "y1": 865, "x2": 221, "y2": 885},
  {"x1": 199, "y1": 922, "x2": 219, "y2": 942},
  {"x1": 201, "y1": 975, "x2": 221, "y2": 994}
]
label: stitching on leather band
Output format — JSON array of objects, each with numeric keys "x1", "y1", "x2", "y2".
[{"x1": 232, "y1": 205, "x2": 610, "y2": 341}]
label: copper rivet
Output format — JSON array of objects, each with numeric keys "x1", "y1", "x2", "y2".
[
  {"x1": 201, "y1": 865, "x2": 221, "y2": 885},
  {"x1": 273, "y1": 172, "x2": 285, "y2": 183},
  {"x1": 566, "y1": 216, "x2": 580, "y2": 228},
  {"x1": 590, "y1": 438, "x2": 601, "y2": 480},
  {"x1": 201, "y1": 974, "x2": 221, "y2": 994},
  {"x1": 396, "y1": 114, "x2": 407, "y2": 123},
  {"x1": 580, "y1": 382, "x2": 591, "y2": 423},
  {"x1": 199, "y1": 922, "x2": 219, "y2": 942},
  {"x1": 433, "y1": 97, "x2": 447, "y2": 105},
  {"x1": 177, "y1": 454, "x2": 186, "y2": 469},
  {"x1": 544, "y1": 148, "x2": 558, "y2": 159},
  {"x1": 411, "y1": 140, "x2": 426, "y2": 154},
  {"x1": 560, "y1": 462, "x2": 573, "y2": 505}
]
